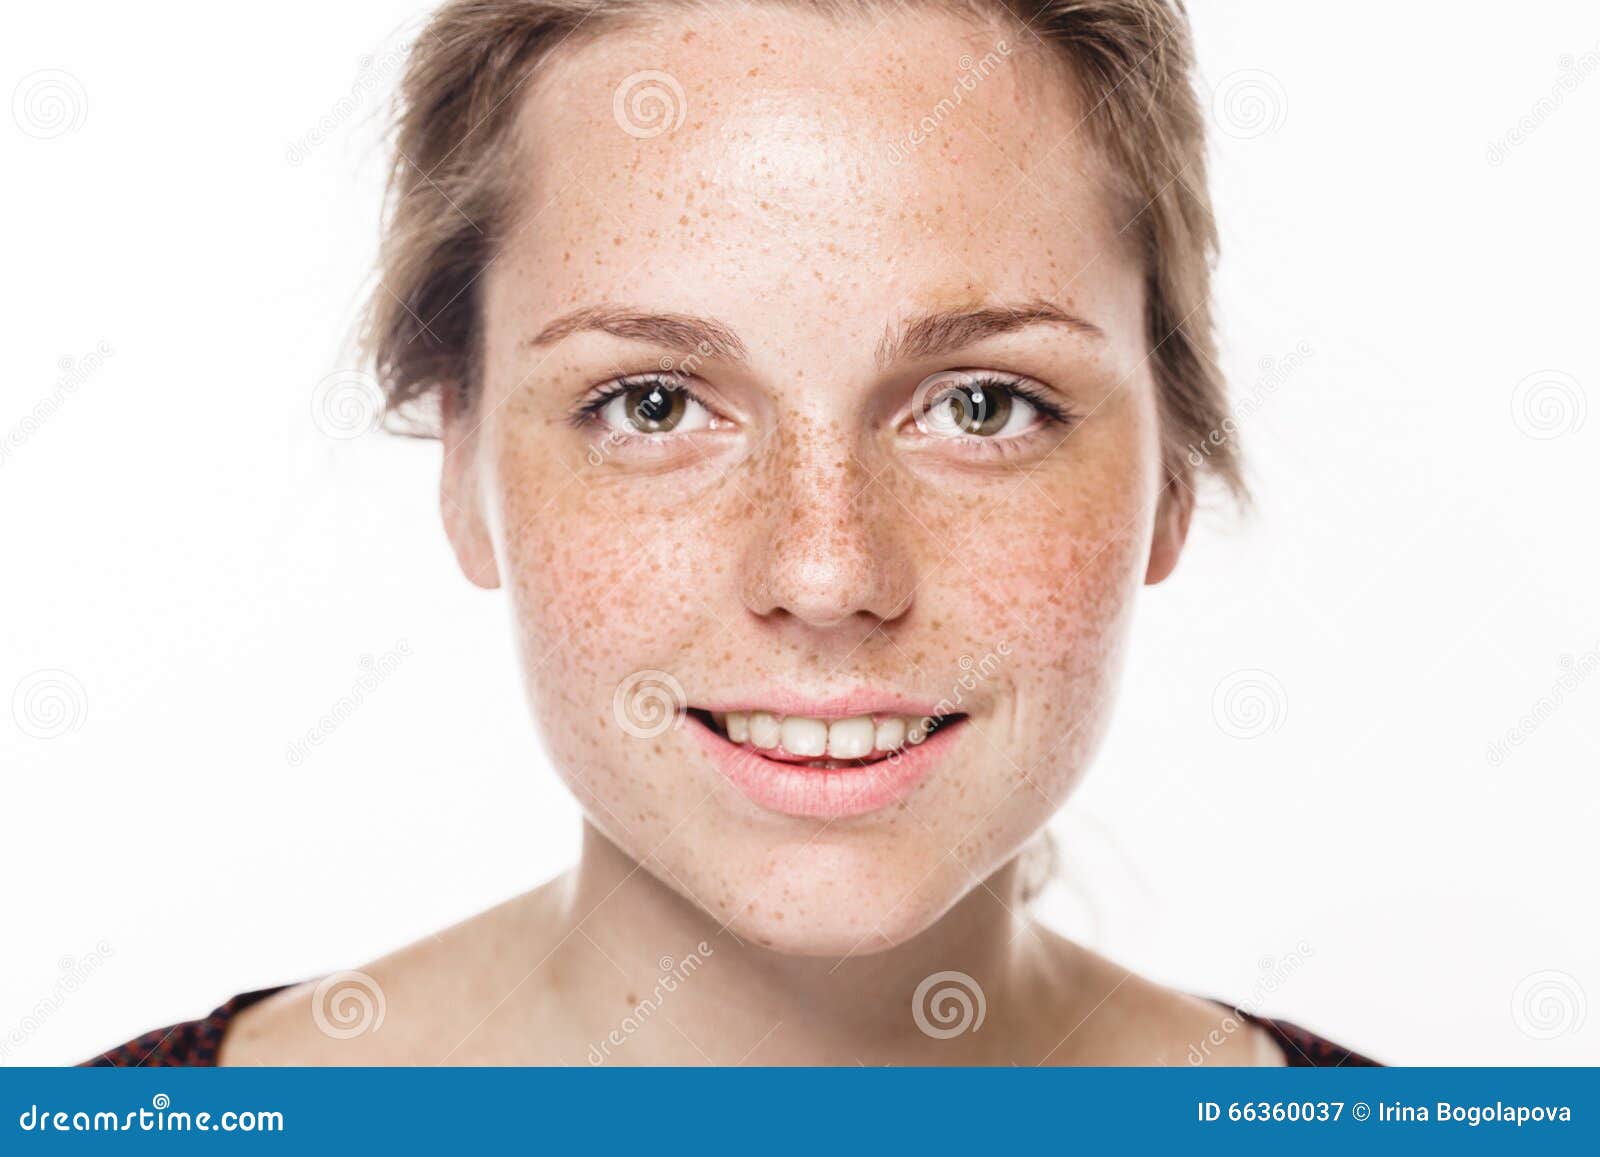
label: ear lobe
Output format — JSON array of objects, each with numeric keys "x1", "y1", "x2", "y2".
[
  {"x1": 1144, "y1": 472, "x2": 1194, "y2": 586},
  {"x1": 439, "y1": 385, "x2": 501, "y2": 591}
]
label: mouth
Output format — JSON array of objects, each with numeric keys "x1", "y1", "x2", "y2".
[
  {"x1": 688, "y1": 708, "x2": 959, "y2": 769},
  {"x1": 685, "y1": 703, "x2": 968, "y2": 819}
]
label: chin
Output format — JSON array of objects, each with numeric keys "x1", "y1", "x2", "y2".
[{"x1": 692, "y1": 838, "x2": 968, "y2": 958}]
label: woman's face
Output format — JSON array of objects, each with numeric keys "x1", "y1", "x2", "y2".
[{"x1": 446, "y1": 3, "x2": 1187, "y2": 955}]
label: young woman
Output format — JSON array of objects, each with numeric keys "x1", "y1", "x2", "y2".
[{"x1": 90, "y1": 0, "x2": 1372, "y2": 1067}]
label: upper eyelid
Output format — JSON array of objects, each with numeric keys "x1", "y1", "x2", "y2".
[{"x1": 576, "y1": 368, "x2": 1074, "y2": 426}]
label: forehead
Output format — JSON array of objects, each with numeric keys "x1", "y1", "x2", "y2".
[{"x1": 491, "y1": 2, "x2": 1141, "y2": 350}]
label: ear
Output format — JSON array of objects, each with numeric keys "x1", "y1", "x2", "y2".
[
  {"x1": 439, "y1": 384, "x2": 501, "y2": 591},
  {"x1": 1144, "y1": 468, "x2": 1193, "y2": 586}
]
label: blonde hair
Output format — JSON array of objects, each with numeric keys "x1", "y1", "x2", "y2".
[{"x1": 365, "y1": 0, "x2": 1243, "y2": 501}]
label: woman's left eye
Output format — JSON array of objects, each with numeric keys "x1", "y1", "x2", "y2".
[
  {"x1": 914, "y1": 377, "x2": 1047, "y2": 440},
  {"x1": 589, "y1": 378, "x2": 715, "y2": 435}
]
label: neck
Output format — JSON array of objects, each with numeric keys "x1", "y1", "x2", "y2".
[{"x1": 551, "y1": 820, "x2": 1063, "y2": 1065}]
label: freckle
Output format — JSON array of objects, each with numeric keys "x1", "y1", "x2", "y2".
[{"x1": 678, "y1": 215, "x2": 689, "y2": 226}]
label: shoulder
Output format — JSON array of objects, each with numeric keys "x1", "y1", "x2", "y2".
[
  {"x1": 80, "y1": 987, "x2": 286, "y2": 1067},
  {"x1": 221, "y1": 883, "x2": 575, "y2": 1065},
  {"x1": 1227, "y1": 1008, "x2": 1381, "y2": 1067},
  {"x1": 1023, "y1": 933, "x2": 1374, "y2": 1066}
]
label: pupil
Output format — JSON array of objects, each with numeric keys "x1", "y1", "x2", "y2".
[
  {"x1": 628, "y1": 382, "x2": 683, "y2": 431},
  {"x1": 952, "y1": 385, "x2": 1010, "y2": 435}
]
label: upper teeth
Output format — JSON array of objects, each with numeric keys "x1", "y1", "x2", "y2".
[{"x1": 719, "y1": 711, "x2": 934, "y2": 758}]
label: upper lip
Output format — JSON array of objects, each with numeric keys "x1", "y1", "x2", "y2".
[{"x1": 693, "y1": 689, "x2": 954, "y2": 719}]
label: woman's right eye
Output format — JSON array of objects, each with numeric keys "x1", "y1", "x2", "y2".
[{"x1": 592, "y1": 378, "x2": 715, "y2": 435}]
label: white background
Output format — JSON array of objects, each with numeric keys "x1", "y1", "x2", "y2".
[{"x1": 2, "y1": 1, "x2": 1596, "y2": 1066}]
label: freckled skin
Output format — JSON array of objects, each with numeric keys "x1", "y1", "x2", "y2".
[
  {"x1": 450, "y1": 4, "x2": 1182, "y2": 957},
  {"x1": 220, "y1": 4, "x2": 1292, "y2": 1069}
]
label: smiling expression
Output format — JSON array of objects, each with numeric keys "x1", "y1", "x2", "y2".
[{"x1": 441, "y1": 3, "x2": 1188, "y2": 955}]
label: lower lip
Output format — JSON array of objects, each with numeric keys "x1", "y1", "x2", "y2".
[{"x1": 688, "y1": 714, "x2": 963, "y2": 819}]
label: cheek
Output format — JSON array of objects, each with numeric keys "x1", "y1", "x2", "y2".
[
  {"x1": 486, "y1": 430, "x2": 748, "y2": 742},
  {"x1": 894, "y1": 419, "x2": 1158, "y2": 809}
]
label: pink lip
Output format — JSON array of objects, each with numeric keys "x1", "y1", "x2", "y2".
[{"x1": 688, "y1": 712, "x2": 965, "y2": 820}]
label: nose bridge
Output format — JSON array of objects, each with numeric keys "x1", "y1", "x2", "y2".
[{"x1": 742, "y1": 415, "x2": 912, "y2": 628}]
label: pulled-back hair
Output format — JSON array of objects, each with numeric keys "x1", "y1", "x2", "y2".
[{"x1": 364, "y1": 0, "x2": 1243, "y2": 501}]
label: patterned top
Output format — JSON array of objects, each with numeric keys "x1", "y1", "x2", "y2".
[{"x1": 81, "y1": 985, "x2": 1379, "y2": 1067}]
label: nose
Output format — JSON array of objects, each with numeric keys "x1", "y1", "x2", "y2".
[{"x1": 739, "y1": 424, "x2": 917, "y2": 631}]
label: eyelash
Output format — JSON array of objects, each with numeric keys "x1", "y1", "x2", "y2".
[
  {"x1": 568, "y1": 372, "x2": 1076, "y2": 438},
  {"x1": 569, "y1": 374, "x2": 696, "y2": 430},
  {"x1": 944, "y1": 373, "x2": 1074, "y2": 429}
]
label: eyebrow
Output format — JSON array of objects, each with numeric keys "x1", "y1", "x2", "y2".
[
  {"x1": 522, "y1": 297, "x2": 1103, "y2": 369},
  {"x1": 524, "y1": 305, "x2": 747, "y2": 362},
  {"x1": 875, "y1": 298, "x2": 1105, "y2": 366}
]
